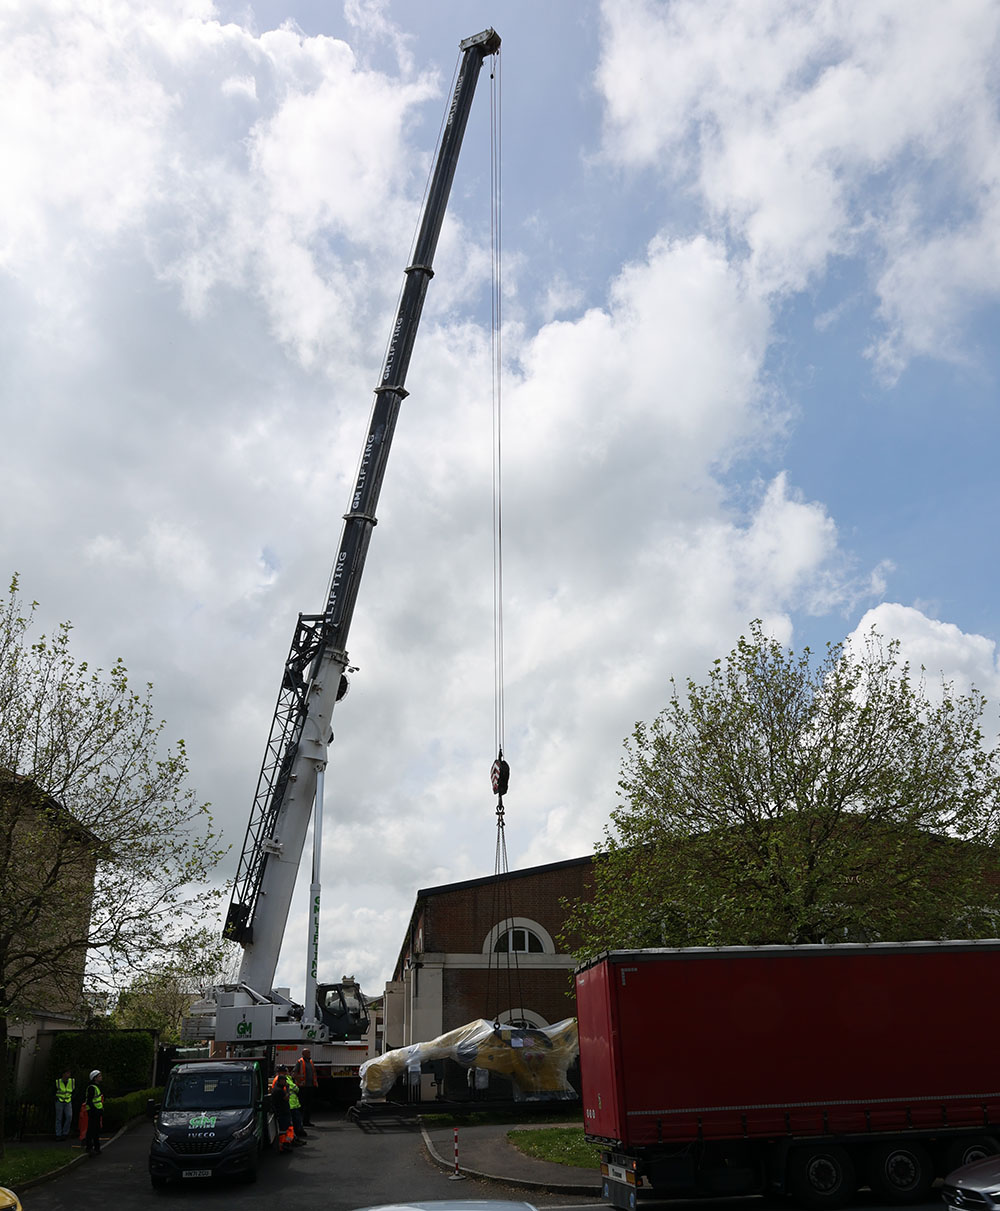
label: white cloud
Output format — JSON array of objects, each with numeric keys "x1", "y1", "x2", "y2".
[
  {"x1": 848, "y1": 604, "x2": 1000, "y2": 704},
  {"x1": 596, "y1": 0, "x2": 1000, "y2": 375},
  {"x1": 6, "y1": 0, "x2": 973, "y2": 1003}
]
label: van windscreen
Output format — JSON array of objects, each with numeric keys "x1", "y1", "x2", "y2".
[{"x1": 164, "y1": 1072, "x2": 253, "y2": 1111}]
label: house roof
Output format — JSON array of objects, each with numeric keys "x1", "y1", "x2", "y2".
[{"x1": 0, "y1": 769, "x2": 101, "y2": 847}]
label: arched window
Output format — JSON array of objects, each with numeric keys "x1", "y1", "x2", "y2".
[
  {"x1": 493, "y1": 926, "x2": 544, "y2": 953},
  {"x1": 482, "y1": 917, "x2": 556, "y2": 955},
  {"x1": 495, "y1": 1008, "x2": 549, "y2": 1029}
]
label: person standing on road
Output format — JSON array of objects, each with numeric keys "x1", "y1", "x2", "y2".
[
  {"x1": 270, "y1": 1070, "x2": 294, "y2": 1153},
  {"x1": 84, "y1": 1070, "x2": 103, "y2": 1155},
  {"x1": 55, "y1": 1069, "x2": 75, "y2": 1139},
  {"x1": 283, "y1": 1066, "x2": 307, "y2": 1143},
  {"x1": 296, "y1": 1049, "x2": 318, "y2": 1126}
]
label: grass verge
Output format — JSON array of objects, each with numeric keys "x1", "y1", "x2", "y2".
[
  {"x1": 0, "y1": 1145, "x2": 75, "y2": 1188},
  {"x1": 507, "y1": 1126, "x2": 602, "y2": 1170}
]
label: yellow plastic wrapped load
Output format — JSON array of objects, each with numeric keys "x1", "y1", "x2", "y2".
[{"x1": 360, "y1": 1017, "x2": 578, "y2": 1101}]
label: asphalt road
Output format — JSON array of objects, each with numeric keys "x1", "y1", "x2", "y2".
[
  {"x1": 18, "y1": 1114, "x2": 599, "y2": 1211},
  {"x1": 16, "y1": 1115, "x2": 950, "y2": 1211}
]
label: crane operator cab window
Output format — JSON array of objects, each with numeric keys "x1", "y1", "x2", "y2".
[{"x1": 319, "y1": 980, "x2": 370, "y2": 1038}]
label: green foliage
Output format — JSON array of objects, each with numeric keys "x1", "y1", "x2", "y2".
[
  {"x1": 49, "y1": 1029, "x2": 155, "y2": 1095},
  {"x1": 102, "y1": 1085, "x2": 162, "y2": 1132},
  {"x1": 565, "y1": 622, "x2": 1000, "y2": 957},
  {"x1": 110, "y1": 931, "x2": 239, "y2": 1043},
  {"x1": 0, "y1": 574, "x2": 228, "y2": 1152},
  {"x1": 507, "y1": 1125, "x2": 601, "y2": 1169}
]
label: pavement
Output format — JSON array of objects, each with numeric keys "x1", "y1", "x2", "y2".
[
  {"x1": 6, "y1": 1113, "x2": 603, "y2": 1198},
  {"x1": 420, "y1": 1120, "x2": 602, "y2": 1196}
]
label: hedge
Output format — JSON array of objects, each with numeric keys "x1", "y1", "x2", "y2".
[
  {"x1": 49, "y1": 1029, "x2": 155, "y2": 1096},
  {"x1": 102, "y1": 1085, "x2": 163, "y2": 1132}
]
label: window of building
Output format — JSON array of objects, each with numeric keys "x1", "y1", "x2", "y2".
[
  {"x1": 495, "y1": 1008, "x2": 549, "y2": 1029},
  {"x1": 482, "y1": 916, "x2": 556, "y2": 955},
  {"x1": 493, "y1": 926, "x2": 544, "y2": 953}
]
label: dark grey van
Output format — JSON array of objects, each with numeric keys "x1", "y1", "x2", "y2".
[{"x1": 148, "y1": 1059, "x2": 275, "y2": 1187}]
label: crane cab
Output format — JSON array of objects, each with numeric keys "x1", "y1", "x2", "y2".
[{"x1": 317, "y1": 977, "x2": 369, "y2": 1039}]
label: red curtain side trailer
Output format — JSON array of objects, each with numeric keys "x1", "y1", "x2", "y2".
[{"x1": 576, "y1": 942, "x2": 1000, "y2": 1208}]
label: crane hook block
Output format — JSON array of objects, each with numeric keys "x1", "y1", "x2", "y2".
[{"x1": 491, "y1": 755, "x2": 510, "y2": 797}]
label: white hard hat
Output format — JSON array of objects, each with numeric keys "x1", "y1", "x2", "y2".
[{"x1": 89, "y1": 1069, "x2": 101, "y2": 1080}]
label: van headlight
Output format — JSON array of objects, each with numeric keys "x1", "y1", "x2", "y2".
[
  {"x1": 232, "y1": 1121, "x2": 255, "y2": 1143},
  {"x1": 153, "y1": 1128, "x2": 170, "y2": 1145}
]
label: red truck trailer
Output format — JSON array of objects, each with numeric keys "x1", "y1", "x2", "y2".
[{"x1": 576, "y1": 942, "x2": 1000, "y2": 1208}]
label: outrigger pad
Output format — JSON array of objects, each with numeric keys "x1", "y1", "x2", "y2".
[{"x1": 359, "y1": 1016, "x2": 578, "y2": 1100}]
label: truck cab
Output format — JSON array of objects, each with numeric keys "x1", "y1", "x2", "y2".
[{"x1": 148, "y1": 1058, "x2": 275, "y2": 1188}]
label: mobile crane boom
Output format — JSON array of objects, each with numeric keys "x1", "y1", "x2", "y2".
[{"x1": 223, "y1": 28, "x2": 501, "y2": 1001}]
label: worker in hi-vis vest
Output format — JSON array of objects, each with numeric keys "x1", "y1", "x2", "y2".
[
  {"x1": 295, "y1": 1049, "x2": 318, "y2": 1126},
  {"x1": 55, "y1": 1069, "x2": 74, "y2": 1139},
  {"x1": 85, "y1": 1070, "x2": 103, "y2": 1155},
  {"x1": 283, "y1": 1067, "x2": 307, "y2": 1141},
  {"x1": 270, "y1": 1069, "x2": 293, "y2": 1152}
]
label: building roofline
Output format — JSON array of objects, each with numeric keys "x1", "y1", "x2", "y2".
[
  {"x1": 390, "y1": 852, "x2": 598, "y2": 981},
  {"x1": 416, "y1": 852, "x2": 594, "y2": 899}
]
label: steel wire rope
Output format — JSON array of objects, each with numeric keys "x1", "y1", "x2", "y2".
[
  {"x1": 491, "y1": 51, "x2": 505, "y2": 765},
  {"x1": 482, "y1": 51, "x2": 525, "y2": 1031}
]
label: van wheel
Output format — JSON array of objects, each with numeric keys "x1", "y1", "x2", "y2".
[
  {"x1": 946, "y1": 1136, "x2": 999, "y2": 1172},
  {"x1": 788, "y1": 1144, "x2": 856, "y2": 1208},
  {"x1": 242, "y1": 1161, "x2": 259, "y2": 1184},
  {"x1": 867, "y1": 1141, "x2": 932, "y2": 1203},
  {"x1": 150, "y1": 1176, "x2": 168, "y2": 1191}
]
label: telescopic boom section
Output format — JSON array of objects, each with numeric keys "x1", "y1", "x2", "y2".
[{"x1": 225, "y1": 28, "x2": 501, "y2": 994}]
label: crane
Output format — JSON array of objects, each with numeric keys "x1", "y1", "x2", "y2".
[{"x1": 203, "y1": 29, "x2": 501, "y2": 1081}]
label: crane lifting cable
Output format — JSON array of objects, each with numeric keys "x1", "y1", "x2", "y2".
[{"x1": 482, "y1": 51, "x2": 527, "y2": 1030}]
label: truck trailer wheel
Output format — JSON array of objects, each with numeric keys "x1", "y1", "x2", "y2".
[
  {"x1": 867, "y1": 1141, "x2": 932, "y2": 1204},
  {"x1": 946, "y1": 1136, "x2": 999, "y2": 1172},
  {"x1": 788, "y1": 1144, "x2": 856, "y2": 1208}
]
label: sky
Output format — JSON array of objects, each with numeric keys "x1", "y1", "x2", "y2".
[{"x1": 4, "y1": 0, "x2": 1000, "y2": 1006}]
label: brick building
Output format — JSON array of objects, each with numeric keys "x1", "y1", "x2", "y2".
[
  {"x1": 383, "y1": 854, "x2": 595, "y2": 1083},
  {"x1": 2, "y1": 773, "x2": 99, "y2": 1097}
]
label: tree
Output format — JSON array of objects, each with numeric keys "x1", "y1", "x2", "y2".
[
  {"x1": 566, "y1": 621, "x2": 1000, "y2": 959},
  {"x1": 111, "y1": 929, "x2": 239, "y2": 1042},
  {"x1": 0, "y1": 576, "x2": 227, "y2": 1151}
]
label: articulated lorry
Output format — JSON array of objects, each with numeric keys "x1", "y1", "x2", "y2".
[{"x1": 577, "y1": 941, "x2": 1000, "y2": 1208}]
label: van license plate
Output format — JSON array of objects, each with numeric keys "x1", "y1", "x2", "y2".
[{"x1": 182, "y1": 1169, "x2": 212, "y2": 1178}]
